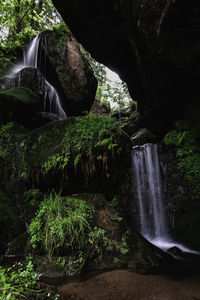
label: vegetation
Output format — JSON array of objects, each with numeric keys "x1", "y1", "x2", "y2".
[
  {"x1": 0, "y1": 261, "x2": 57, "y2": 299},
  {"x1": 17, "y1": 115, "x2": 127, "y2": 188},
  {"x1": 29, "y1": 192, "x2": 94, "y2": 257},
  {"x1": 164, "y1": 119, "x2": 200, "y2": 199},
  {"x1": 0, "y1": 0, "x2": 62, "y2": 52},
  {"x1": 81, "y1": 46, "x2": 133, "y2": 111},
  {"x1": 29, "y1": 192, "x2": 130, "y2": 275}
]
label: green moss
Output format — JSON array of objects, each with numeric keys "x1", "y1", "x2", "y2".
[
  {"x1": 29, "y1": 191, "x2": 133, "y2": 274},
  {"x1": 0, "y1": 87, "x2": 39, "y2": 103},
  {"x1": 20, "y1": 115, "x2": 128, "y2": 185}
]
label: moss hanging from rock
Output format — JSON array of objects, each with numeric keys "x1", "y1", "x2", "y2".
[{"x1": 17, "y1": 115, "x2": 131, "y2": 195}]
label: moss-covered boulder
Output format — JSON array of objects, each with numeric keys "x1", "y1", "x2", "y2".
[
  {"x1": 29, "y1": 193, "x2": 173, "y2": 277},
  {"x1": 14, "y1": 115, "x2": 131, "y2": 197},
  {"x1": 0, "y1": 87, "x2": 41, "y2": 128}
]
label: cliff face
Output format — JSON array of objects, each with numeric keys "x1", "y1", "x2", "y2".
[{"x1": 52, "y1": 0, "x2": 200, "y2": 136}]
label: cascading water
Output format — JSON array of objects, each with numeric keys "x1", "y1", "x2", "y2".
[
  {"x1": 132, "y1": 143, "x2": 199, "y2": 254},
  {"x1": 132, "y1": 143, "x2": 168, "y2": 241},
  {"x1": 9, "y1": 34, "x2": 66, "y2": 120}
]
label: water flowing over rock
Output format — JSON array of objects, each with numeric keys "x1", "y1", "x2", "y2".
[
  {"x1": 8, "y1": 34, "x2": 67, "y2": 120},
  {"x1": 132, "y1": 143, "x2": 168, "y2": 241}
]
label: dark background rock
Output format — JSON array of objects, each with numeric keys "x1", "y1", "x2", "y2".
[
  {"x1": 52, "y1": 0, "x2": 200, "y2": 137},
  {"x1": 131, "y1": 128, "x2": 156, "y2": 146}
]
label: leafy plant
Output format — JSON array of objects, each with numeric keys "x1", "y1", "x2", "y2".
[
  {"x1": 29, "y1": 192, "x2": 94, "y2": 257},
  {"x1": 0, "y1": 261, "x2": 57, "y2": 299},
  {"x1": 0, "y1": 0, "x2": 62, "y2": 51},
  {"x1": 164, "y1": 120, "x2": 200, "y2": 199}
]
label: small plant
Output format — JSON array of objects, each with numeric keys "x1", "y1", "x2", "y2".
[
  {"x1": 0, "y1": 261, "x2": 57, "y2": 299},
  {"x1": 42, "y1": 152, "x2": 70, "y2": 172}
]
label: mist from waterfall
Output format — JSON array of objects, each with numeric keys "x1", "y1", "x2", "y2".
[{"x1": 9, "y1": 34, "x2": 66, "y2": 120}]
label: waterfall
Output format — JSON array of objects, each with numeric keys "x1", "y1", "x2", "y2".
[
  {"x1": 132, "y1": 143, "x2": 168, "y2": 241},
  {"x1": 9, "y1": 34, "x2": 67, "y2": 120},
  {"x1": 23, "y1": 34, "x2": 40, "y2": 68},
  {"x1": 132, "y1": 143, "x2": 200, "y2": 254}
]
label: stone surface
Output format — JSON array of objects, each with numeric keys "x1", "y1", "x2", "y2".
[
  {"x1": 90, "y1": 99, "x2": 110, "y2": 116},
  {"x1": 0, "y1": 87, "x2": 42, "y2": 128},
  {"x1": 52, "y1": 0, "x2": 200, "y2": 137},
  {"x1": 40, "y1": 29, "x2": 97, "y2": 116}
]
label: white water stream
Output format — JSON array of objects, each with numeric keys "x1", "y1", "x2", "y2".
[
  {"x1": 9, "y1": 34, "x2": 66, "y2": 119},
  {"x1": 132, "y1": 143, "x2": 199, "y2": 255}
]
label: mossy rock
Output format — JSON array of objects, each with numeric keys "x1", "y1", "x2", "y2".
[
  {"x1": 17, "y1": 115, "x2": 131, "y2": 196},
  {"x1": 29, "y1": 193, "x2": 173, "y2": 276},
  {"x1": 0, "y1": 87, "x2": 42, "y2": 128}
]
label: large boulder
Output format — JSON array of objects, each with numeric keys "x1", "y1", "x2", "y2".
[
  {"x1": 52, "y1": 0, "x2": 200, "y2": 136},
  {"x1": 39, "y1": 29, "x2": 98, "y2": 116}
]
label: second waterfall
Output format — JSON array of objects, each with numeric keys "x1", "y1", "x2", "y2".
[
  {"x1": 132, "y1": 143, "x2": 169, "y2": 244},
  {"x1": 10, "y1": 34, "x2": 66, "y2": 120}
]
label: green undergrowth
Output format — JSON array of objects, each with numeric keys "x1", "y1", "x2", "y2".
[
  {"x1": 20, "y1": 115, "x2": 127, "y2": 184},
  {"x1": 164, "y1": 119, "x2": 200, "y2": 199},
  {"x1": 0, "y1": 87, "x2": 39, "y2": 104},
  {"x1": 0, "y1": 122, "x2": 27, "y2": 166},
  {"x1": 0, "y1": 261, "x2": 57, "y2": 300},
  {"x1": 29, "y1": 192, "x2": 130, "y2": 275}
]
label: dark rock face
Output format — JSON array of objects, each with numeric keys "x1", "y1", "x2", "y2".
[
  {"x1": 52, "y1": 0, "x2": 200, "y2": 136},
  {"x1": 0, "y1": 87, "x2": 42, "y2": 128},
  {"x1": 40, "y1": 30, "x2": 98, "y2": 116},
  {"x1": 167, "y1": 246, "x2": 183, "y2": 257}
]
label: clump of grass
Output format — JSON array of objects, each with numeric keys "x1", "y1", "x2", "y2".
[{"x1": 29, "y1": 191, "x2": 94, "y2": 257}]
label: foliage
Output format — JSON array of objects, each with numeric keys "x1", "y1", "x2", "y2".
[
  {"x1": 0, "y1": 0, "x2": 62, "y2": 51},
  {"x1": 29, "y1": 192, "x2": 94, "y2": 257},
  {"x1": 164, "y1": 120, "x2": 200, "y2": 198},
  {"x1": 80, "y1": 46, "x2": 132, "y2": 110},
  {"x1": 29, "y1": 191, "x2": 130, "y2": 274},
  {"x1": 0, "y1": 122, "x2": 14, "y2": 159},
  {"x1": 37, "y1": 116, "x2": 124, "y2": 181},
  {"x1": 0, "y1": 261, "x2": 57, "y2": 299}
]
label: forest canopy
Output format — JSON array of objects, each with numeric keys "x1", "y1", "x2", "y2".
[{"x1": 0, "y1": 0, "x2": 61, "y2": 51}]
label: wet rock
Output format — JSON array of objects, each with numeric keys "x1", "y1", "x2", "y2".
[
  {"x1": 131, "y1": 128, "x2": 155, "y2": 146},
  {"x1": 40, "y1": 29, "x2": 97, "y2": 116},
  {"x1": 167, "y1": 246, "x2": 184, "y2": 257},
  {"x1": 34, "y1": 112, "x2": 61, "y2": 127}
]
